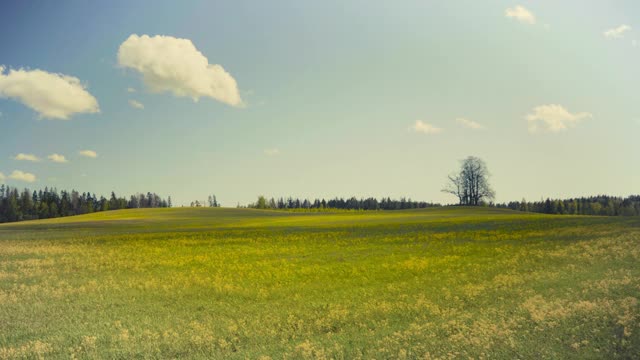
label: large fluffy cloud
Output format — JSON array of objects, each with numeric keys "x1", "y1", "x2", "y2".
[
  {"x1": 411, "y1": 120, "x2": 443, "y2": 135},
  {"x1": 0, "y1": 66, "x2": 99, "y2": 120},
  {"x1": 9, "y1": 170, "x2": 36, "y2": 183},
  {"x1": 526, "y1": 104, "x2": 592, "y2": 133},
  {"x1": 117, "y1": 34, "x2": 242, "y2": 106},
  {"x1": 505, "y1": 5, "x2": 536, "y2": 25}
]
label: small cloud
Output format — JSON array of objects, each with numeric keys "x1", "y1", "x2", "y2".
[
  {"x1": 48, "y1": 153, "x2": 68, "y2": 163},
  {"x1": 0, "y1": 172, "x2": 4, "y2": 181},
  {"x1": 505, "y1": 5, "x2": 536, "y2": 25},
  {"x1": 264, "y1": 148, "x2": 280, "y2": 156},
  {"x1": 127, "y1": 87, "x2": 136, "y2": 93},
  {"x1": 47, "y1": 177, "x2": 57, "y2": 182},
  {"x1": 129, "y1": 99, "x2": 144, "y2": 109},
  {"x1": 456, "y1": 118, "x2": 484, "y2": 130},
  {"x1": 79, "y1": 149, "x2": 98, "y2": 158},
  {"x1": 632, "y1": 40, "x2": 638, "y2": 47},
  {"x1": 14, "y1": 153, "x2": 40, "y2": 162},
  {"x1": 411, "y1": 120, "x2": 443, "y2": 135},
  {"x1": 604, "y1": 25, "x2": 631, "y2": 39},
  {"x1": 0, "y1": 66, "x2": 99, "y2": 120},
  {"x1": 118, "y1": 34, "x2": 243, "y2": 107},
  {"x1": 526, "y1": 104, "x2": 592, "y2": 133},
  {"x1": 9, "y1": 170, "x2": 36, "y2": 183},
  {"x1": 81, "y1": 173, "x2": 87, "y2": 177}
]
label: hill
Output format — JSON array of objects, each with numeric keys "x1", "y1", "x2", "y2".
[{"x1": 0, "y1": 207, "x2": 638, "y2": 358}]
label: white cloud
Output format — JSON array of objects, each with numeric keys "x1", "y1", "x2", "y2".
[
  {"x1": 0, "y1": 172, "x2": 4, "y2": 181},
  {"x1": 14, "y1": 153, "x2": 40, "y2": 162},
  {"x1": 264, "y1": 148, "x2": 280, "y2": 156},
  {"x1": 456, "y1": 118, "x2": 484, "y2": 130},
  {"x1": 604, "y1": 25, "x2": 631, "y2": 39},
  {"x1": 118, "y1": 34, "x2": 242, "y2": 107},
  {"x1": 0, "y1": 66, "x2": 99, "y2": 120},
  {"x1": 129, "y1": 99, "x2": 144, "y2": 109},
  {"x1": 505, "y1": 5, "x2": 536, "y2": 25},
  {"x1": 47, "y1": 153, "x2": 68, "y2": 163},
  {"x1": 632, "y1": 40, "x2": 638, "y2": 47},
  {"x1": 526, "y1": 104, "x2": 592, "y2": 133},
  {"x1": 127, "y1": 87, "x2": 136, "y2": 93},
  {"x1": 79, "y1": 149, "x2": 97, "y2": 158},
  {"x1": 411, "y1": 120, "x2": 443, "y2": 135},
  {"x1": 9, "y1": 170, "x2": 36, "y2": 183}
]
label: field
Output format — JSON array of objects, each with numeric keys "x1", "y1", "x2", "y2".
[{"x1": 0, "y1": 207, "x2": 639, "y2": 359}]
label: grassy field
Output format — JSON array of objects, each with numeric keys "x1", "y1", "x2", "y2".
[{"x1": 0, "y1": 207, "x2": 639, "y2": 359}]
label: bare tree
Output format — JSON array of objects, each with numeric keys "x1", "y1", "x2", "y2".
[
  {"x1": 444, "y1": 173, "x2": 465, "y2": 205},
  {"x1": 443, "y1": 156, "x2": 495, "y2": 205}
]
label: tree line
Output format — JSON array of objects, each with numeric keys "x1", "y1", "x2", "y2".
[
  {"x1": 2, "y1": 155, "x2": 639, "y2": 222},
  {"x1": 247, "y1": 196, "x2": 440, "y2": 210},
  {"x1": 496, "y1": 195, "x2": 640, "y2": 216},
  {"x1": 245, "y1": 194, "x2": 640, "y2": 216},
  {"x1": 0, "y1": 185, "x2": 171, "y2": 223},
  {"x1": 441, "y1": 156, "x2": 640, "y2": 216}
]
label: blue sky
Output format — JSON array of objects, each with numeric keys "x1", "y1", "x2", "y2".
[{"x1": 0, "y1": 1, "x2": 638, "y2": 206}]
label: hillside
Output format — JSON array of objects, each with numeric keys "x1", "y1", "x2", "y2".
[{"x1": 0, "y1": 207, "x2": 638, "y2": 358}]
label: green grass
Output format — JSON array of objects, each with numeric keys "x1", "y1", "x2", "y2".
[{"x1": 0, "y1": 207, "x2": 639, "y2": 359}]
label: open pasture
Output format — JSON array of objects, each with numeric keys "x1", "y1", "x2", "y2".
[{"x1": 0, "y1": 207, "x2": 639, "y2": 359}]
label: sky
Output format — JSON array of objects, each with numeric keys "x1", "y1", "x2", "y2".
[{"x1": 0, "y1": 0, "x2": 639, "y2": 206}]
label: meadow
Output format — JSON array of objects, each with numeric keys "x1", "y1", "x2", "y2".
[{"x1": 0, "y1": 207, "x2": 638, "y2": 359}]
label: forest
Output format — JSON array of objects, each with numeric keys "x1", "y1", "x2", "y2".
[
  {"x1": 496, "y1": 195, "x2": 640, "y2": 216},
  {"x1": 0, "y1": 185, "x2": 170, "y2": 223}
]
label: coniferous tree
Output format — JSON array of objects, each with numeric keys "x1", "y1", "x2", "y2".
[{"x1": 0, "y1": 186, "x2": 171, "y2": 224}]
